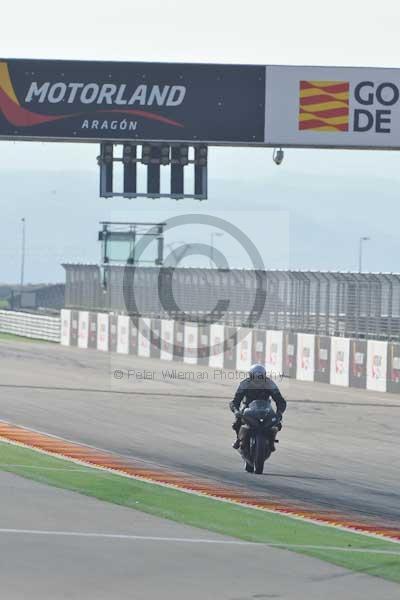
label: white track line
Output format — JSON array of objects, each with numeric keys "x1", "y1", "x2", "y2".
[
  {"x1": 0, "y1": 529, "x2": 399, "y2": 555},
  {"x1": 0, "y1": 464, "x2": 94, "y2": 471},
  {"x1": 0, "y1": 529, "x2": 253, "y2": 545},
  {"x1": 268, "y1": 544, "x2": 400, "y2": 556},
  {"x1": 1, "y1": 432, "x2": 399, "y2": 546}
]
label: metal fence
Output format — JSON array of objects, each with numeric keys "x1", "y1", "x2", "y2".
[
  {"x1": 0, "y1": 310, "x2": 61, "y2": 341},
  {"x1": 63, "y1": 264, "x2": 400, "y2": 341}
]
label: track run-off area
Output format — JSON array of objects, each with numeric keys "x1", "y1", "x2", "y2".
[{"x1": 0, "y1": 336, "x2": 400, "y2": 596}]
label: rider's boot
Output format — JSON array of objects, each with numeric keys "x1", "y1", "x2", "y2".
[
  {"x1": 232, "y1": 417, "x2": 241, "y2": 449},
  {"x1": 270, "y1": 428, "x2": 279, "y2": 452},
  {"x1": 232, "y1": 437, "x2": 241, "y2": 449}
]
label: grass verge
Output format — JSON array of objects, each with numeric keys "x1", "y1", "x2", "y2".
[
  {"x1": 0, "y1": 332, "x2": 55, "y2": 343},
  {"x1": 0, "y1": 440, "x2": 399, "y2": 583}
]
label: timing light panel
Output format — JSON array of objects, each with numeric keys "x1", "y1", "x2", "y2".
[{"x1": 98, "y1": 142, "x2": 208, "y2": 200}]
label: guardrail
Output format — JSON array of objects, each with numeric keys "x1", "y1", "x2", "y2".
[{"x1": 0, "y1": 310, "x2": 61, "y2": 342}]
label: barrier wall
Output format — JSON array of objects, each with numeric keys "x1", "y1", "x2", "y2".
[
  {"x1": 236, "y1": 328, "x2": 252, "y2": 372},
  {"x1": 252, "y1": 329, "x2": 266, "y2": 365},
  {"x1": 314, "y1": 336, "x2": 331, "y2": 384},
  {"x1": 60, "y1": 309, "x2": 400, "y2": 394},
  {"x1": 88, "y1": 312, "x2": 98, "y2": 349},
  {"x1": 265, "y1": 330, "x2": 283, "y2": 377},
  {"x1": 198, "y1": 324, "x2": 211, "y2": 366},
  {"x1": 70, "y1": 310, "x2": 79, "y2": 346},
  {"x1": 330, "y1": 337, "x2": 350, "y2": 387},
  {"x1": 209, "y1": 324, "x2": 224, "y2": 368},
  {"x1": 184, "y1": 323, "x2": 198, "y2": 365},
  {"x1": 0, "y1": 309, "x2": 61, "y2": 342},
  {"x1": 61, "y1": 310, "x2": 71, "y2": 345},
  {"x1": 117, "y1": 315, "x2": 130, "y2": 354},
  {"x1": 78, "y1": 311, "x2": 89, "y2": 349},
  {"x1": 349, "y1": 339, "x2": 367, "y2": 389},
  {"x1": 138, "y1": 318, "x2": 151, "y2": 358},
  {"x1": 367, "y1": 340, "x2": 387, "y2": 393},
  {"x1": 387, "y1": 343, "x2": 400, "y2": 394},
  {"x1": 97, "y1": 313, "x2": 109, "y2": 352},
  {"x1": 283, "y1": 332, "x2": 297, "y2": 379},
  {"x1": 296, "y1": 333, "x2": 315, "y2": 382},
  {"x1": 160, "y1": 319, "x2": 174, "y2": 361}
]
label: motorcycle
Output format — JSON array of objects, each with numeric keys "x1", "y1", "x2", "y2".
[{"x1": 237, "y1": 399, "x2": 281, "y2": 474}]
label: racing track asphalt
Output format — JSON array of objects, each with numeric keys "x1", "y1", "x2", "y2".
[
  {"x1": 3, "y1": 471, "x2": 400, "y2": 600},
  {"x1": 0, "y1": 339, "x2": 399, "y2": 529}
]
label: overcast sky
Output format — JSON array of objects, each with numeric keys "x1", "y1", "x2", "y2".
[{"x1": 2, "y1": 0, "x2": 400, "y2": 282}]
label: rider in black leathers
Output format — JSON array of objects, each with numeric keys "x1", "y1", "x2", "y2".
[{"x1": 230, "y1": 363, "x2": 287, "y2": 449}]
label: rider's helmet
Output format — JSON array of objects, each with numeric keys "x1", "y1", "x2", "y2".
[{"x1": 248, "y1": 363, "x2": 267, "y2": 381}]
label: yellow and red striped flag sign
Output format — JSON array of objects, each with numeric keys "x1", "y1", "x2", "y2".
[{"x1": 299, "y1": 81, "x2": 349, "y2": 131}]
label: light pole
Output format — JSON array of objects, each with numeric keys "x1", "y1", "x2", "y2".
[
  {"x1": 358, "y1": 236, "x2": 370, "y2": 273},
  {"x1": 210, "y1": 232, "x2": 223, "y2": 268},
  {"x1": 20, "y1": 218, "x2": 26, "y2": 289}
]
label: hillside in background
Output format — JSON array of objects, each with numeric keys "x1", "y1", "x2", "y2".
[{"x1": 1, "y1": 166, "x2": 399, "y2": 283}]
